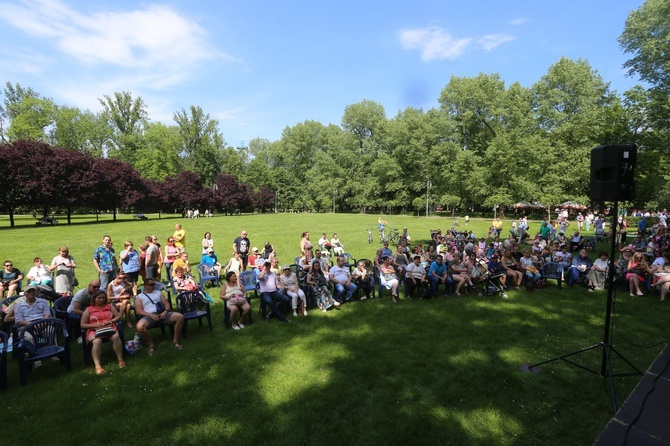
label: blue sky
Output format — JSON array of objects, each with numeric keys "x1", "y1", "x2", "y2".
[{"x1": 0, "y1": 0, "x2": 645, "y2": 147}]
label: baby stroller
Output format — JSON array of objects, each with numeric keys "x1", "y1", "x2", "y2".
[{"x1": 474, "y1": 260, "x2": 508, "y2": 298}]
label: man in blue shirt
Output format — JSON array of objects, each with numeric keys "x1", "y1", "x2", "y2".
[
  {"x1": 93, "y1": 235, "x2": 117, "y2": 291},
  {"x1": 200, "y1": 248, "x2": 221, "y2": 275},
  {"x1": 568, "y1": 249, "x2": 593, "y2": 286},
  {"x1": 428, "y1": 255, "x2": 452, "y2": 297}
]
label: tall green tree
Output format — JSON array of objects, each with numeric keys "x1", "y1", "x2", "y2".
[
  {"x1": 619, "y1": 0, "x2": 670, "y2": 93},
  {"x1": 173, "y1": 105, "x2": 224, "y2": 185},
  {"x1": 99, "y1": 91, "x2": 148, "y2": 163}
]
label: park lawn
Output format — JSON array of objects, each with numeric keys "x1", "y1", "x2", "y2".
[{"x1": 0, "y1": 213, "x2": 667, "y2": 445}]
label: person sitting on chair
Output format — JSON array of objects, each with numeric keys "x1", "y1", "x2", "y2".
[
  {"x1": 0, "y1": 260, "x2": 23, "y2": 297},
  {"x1": 106, "y1": 272, "x2": 133, "y2": 328},
  {"x1": 568, "y1": 249, "x2": 593, "y2": 287},
  {"x1": 569, "y1": 231, "x2": 584, "y2": 252},
  {"x1": 220, "y1": 271, "x2": 250, "y2": 330},
  {"x1": 329, "y1": 256, "x2": 357, "y2": 304},
  {"x1": 9, "y1": 284, "x2": 51, "y2": 364},
  {"x1": 26, "y1": 257, "x2": 53, "y2": 287},
  {"x1": 80, "y1": 291, "x2": 125, "y2": 375},
  {"x1": 405, "y1": 255, "x2": 428, "y2": 299},
  {"x1": 330, "y1": 233, "x2": 345, "y2": 256},
  {"x1": 200, "y1": 248, "x2": 222, "y2": 277},
  {"x1": 135, "y1": 279, "x2": 184, "y2": 355},
  {"x1": 257, "y1": 260, "x2": 290, "y2": 323},
  {"x1": 626, "y1": 253, "x2": 652, "y2": 297},
  {"x1": 280, "y1": 265, "x2": 307, "y2": 317},
  {"x1": 173, "y1": 267, "x2": 199, "y2": 292}
]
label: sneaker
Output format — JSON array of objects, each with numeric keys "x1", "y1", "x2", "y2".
[
  {"x1": 238, "y1": 322, "x2": 245, "y2": 329},
  {"x1": 333, "y1": 301, "x2": 341, "y2": 307},
  {"x1": 360, "y1": 296, "x2": 367, "y2": 300},
  {"x1": 76, "y1": 336, "x2": 83, "y2": 345},
  {"x1": 34, "y1": 360, "x2": 43, "y2": 368},
  {"x1": 303, "y1": 310, "x2": 308, "y2": 316},
  {"x1": 232, "y1": 325, "x2": 240, "y2": 330},
  {"x1": 293, "y1": 311, "x2": 298, "y2": 317}
]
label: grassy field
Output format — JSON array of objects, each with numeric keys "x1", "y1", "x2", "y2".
[{"x1": 1, "y1": 213, "x2": 668, "y2": 445}]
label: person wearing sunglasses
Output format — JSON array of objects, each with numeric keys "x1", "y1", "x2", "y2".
[
  {"x1": 135, "y1": 279, "x2": 184, "y2": 355},
  {"x1": 66, "y1": 279, "x2": 102, "y2": 343},
  {"x1": 0, "y1": 260, "x2": 23, "y2": 297}
]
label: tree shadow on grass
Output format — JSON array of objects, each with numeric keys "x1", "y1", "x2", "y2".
[{"x1": 0, "y1": 291, "x2": 663, "y2": 446}]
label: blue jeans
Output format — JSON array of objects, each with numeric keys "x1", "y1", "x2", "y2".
[
  {"x1": 525, "y1": 272, "x2": 541, "y2": 285},
  {"x1": 567, "y1": 267, "x2": 585, "y2": 286},
  {"x1": 333, "y1": 282, "x2": 358, "y2": 303},
  {"x1": 261, "y1": 291, "x2": 289, "y2": 321},
  {"x1": 428, "y1": 275, "x2": 452, "y2": 296}
]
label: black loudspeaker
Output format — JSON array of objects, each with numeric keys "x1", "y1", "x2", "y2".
[{"x1": 590, "y1": 144, "x2": 637, "y2": 202}]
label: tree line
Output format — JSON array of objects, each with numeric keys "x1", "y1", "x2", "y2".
[
  {"x1": 1, "y1": 1, "x2": 668, "y2": 218},
  {"x1": 0, "y1": 140, "x2": 275, "y2": 226}
]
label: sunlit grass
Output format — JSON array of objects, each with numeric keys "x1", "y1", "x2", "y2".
[{"x1": 0, "y1": 213, "x2": 666, "y2": 445}]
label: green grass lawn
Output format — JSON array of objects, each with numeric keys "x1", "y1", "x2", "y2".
[{"x1": 1, "y1": 213, "x2": 667, "y2": 445}]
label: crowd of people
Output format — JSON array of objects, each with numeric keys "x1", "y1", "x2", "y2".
[{"x1": 4, "y1": 211, "x2": 670, "y2": 376}]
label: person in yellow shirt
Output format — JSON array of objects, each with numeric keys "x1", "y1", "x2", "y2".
[{"x1": 173, "y1": 224, "x2": 186, "y2": 252}]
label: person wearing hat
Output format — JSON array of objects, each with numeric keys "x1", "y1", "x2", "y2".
[
  {"x1": 257, "y1": 259, "x2": 290, "y2": 322},
  {"x1": 8, "y1": 284, "x2": 50, "y2": 327},
  {"x1": 616, "y1": 244, "x2": 636, "y2": 276},
  {"x1": 200, "y1": 248, "x2": 222, "y2": 277},
  {"x1": 7, "y1": 284, "x2": 51, "y2": 364},
  {"x1": 247, "y1": 247, "x2": 261, "y2": 271},
  {"x1": 279, "y1": 265, "x2": 307, "y2": 317}
]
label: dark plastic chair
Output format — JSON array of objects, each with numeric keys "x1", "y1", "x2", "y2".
[
  {"x1": 340, "y1": 253, "x2": 356, "y2": 268},
  {"x1": 176, "y1": 291, "x2": 212, "y2": 338},
  {"x1": 81, "y1": 321, "x2": 125, "y2": 366},
  {"x1": 53, "y1": 296, "x2": 73, "y2": 339},
  {"x1": 0, "y1": 295, "x2": 21, "y2": 334},
  {"x1": 541, "y1": 262, "x2": 564, "y2": 289},
  {"x1": 0, "y1": 331, "x2": 7, "y2": 390},
  {"x1": 17, "y1": 318, "x2": 71, "y2": 385},
  {"x1": 238, "y1": 271, "x2": 258, "y2": 300},
  {"x1": 197, "y1": 264, "x2": 220, "y2": 288}
]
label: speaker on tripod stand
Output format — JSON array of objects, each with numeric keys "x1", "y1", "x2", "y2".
[
  {"x1": 521, "y1": 144, "x2": 642, "y2": 414},
  {"x1": 590, "y1": 144, "x2": 637, "y2": 202}
]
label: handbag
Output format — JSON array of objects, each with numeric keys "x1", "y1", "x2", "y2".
[
  {"x1": 144, "y1": 292, "x2": 166, "y2": 314},
  {"x1": 95, "y1": 326, "x2": 116, "y2": 338}
]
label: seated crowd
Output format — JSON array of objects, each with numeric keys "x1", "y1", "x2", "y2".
[{"x1": 3, "y1": 213, "x2": 670, "y2": 381}]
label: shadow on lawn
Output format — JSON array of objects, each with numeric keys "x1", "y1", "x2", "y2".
[
  {"x1": 143, "y1": 292, "x2": 631, "y2": 445},
  {"x1": 2, "y1": 287, "x2": 660, "y2": 446}
]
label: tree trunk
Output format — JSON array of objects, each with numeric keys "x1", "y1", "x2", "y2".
[
  {"x1": 9, "y1": 211, "x2": 14, "y2": 227},
  {"x1": 113, "y1": 209, "x2": 117, "y2": 221},
  {"x1": 67, "y1": 207, "x2": 72, "y2": 224}
]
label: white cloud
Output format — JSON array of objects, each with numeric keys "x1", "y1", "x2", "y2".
[
  {"x1": 509, "y1": 17, "x2": 529, "y2": 26},
  {"x1": 399, "y1": 25, "x2": 514, "y2": 61},
  {"x1": 0, "y1": 0, "x2": 231, "y2": 87},
  {"x1": 478, "y1": 34, "x2": 516, "y2": 51},
  {"x1": 399, "y1": 26, "x2": 472, "y2": 61}
]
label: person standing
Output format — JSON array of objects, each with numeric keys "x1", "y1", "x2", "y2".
[
  {"x1": 50, "y1": 246, "x2": 76, "y2": 295},
  {"x1": 233, "y1": 230, "x2": 251, "y2": 270},
  {"x1": 93, "y1": 235, "x2": 117, "y2": 291},
  {"x1": 173, "y1": 224, "x2": 186, "y2": 252},
  {"x1": 144, "y1": 236, "x2": 160, "y2": 280},
  {"x1": 119, "y1": 241, "x2": 141, "y2": 295}
]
